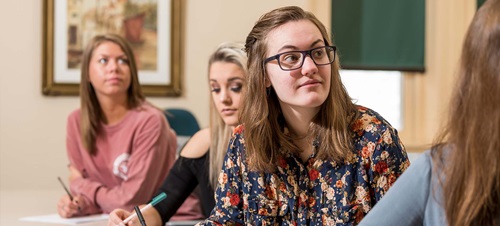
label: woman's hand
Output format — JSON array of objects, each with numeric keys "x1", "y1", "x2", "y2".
[
  {"x1": 56, "y1": 194, "x2": 83, "y2": 218},
  {"x1": 108, "y1": 206, "x2": 163, "y2": 226},
  {"x1": 108, "y1": 208, "x2": 131, "y2": 226}
]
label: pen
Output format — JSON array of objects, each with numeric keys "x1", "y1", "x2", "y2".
[
  {"x1": 58, "y1": 177, "x2": 73, "y2": 200},
  {"x1": 134, "y1": 206, "x2": 147, "y2": 226},
  {"x1": 123, "y1": 192, "x2": 167, "y2": 224},
  {"x1": 58, "y1": 176, "x2": 81, "y2": 213}
]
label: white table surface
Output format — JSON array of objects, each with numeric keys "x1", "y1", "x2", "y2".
[
  {"x1": 0, "y1": 189, "x2": 201, "y2": 226},
  {"x1": 0, "y1": 189, "x2": 107, "y2": 226}
]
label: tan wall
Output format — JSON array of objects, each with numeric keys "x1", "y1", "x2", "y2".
[
  {"x1": 0, "y1": 0, "x2": 328, "y2": 191},
  {"x1": 400, "y1": 0, "x2": 475, "y2": 151},
  {"x1": 0, "y1": 0, "x2": 474, "y2": 191}
]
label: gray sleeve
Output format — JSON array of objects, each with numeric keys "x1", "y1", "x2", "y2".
[{"x1": 358, "y1": 151, "x2": 432, "y2": 226}]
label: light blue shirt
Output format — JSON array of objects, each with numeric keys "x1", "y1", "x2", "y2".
[{"x1": 359, "y1": 150, "x2": 447, "y2": 226}]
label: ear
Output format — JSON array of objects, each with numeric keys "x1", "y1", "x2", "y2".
[{"x1": 265, "y1": 77, "x2": 272, "y2": 88}]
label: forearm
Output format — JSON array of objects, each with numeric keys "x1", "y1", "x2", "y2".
[{"x1": 154, "y1": 157, "x2": 198, "y2": 224}]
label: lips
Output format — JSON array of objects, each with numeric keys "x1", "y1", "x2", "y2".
[
  {"x1": 106, "y1": 77, "x2": 122, "y2": 83},
  {"x1": 221, "y1": 108, "x2": 237, "y2": 115},
  {"x1": 299, "y1": 79, "x2": 321, "y2": 88}
]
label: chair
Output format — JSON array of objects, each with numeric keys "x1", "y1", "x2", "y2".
[{"x1": 163, "y1": 108, "x2": 201, "y2": 153}]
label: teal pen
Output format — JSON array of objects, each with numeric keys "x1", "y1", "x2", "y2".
[{"x1": 122, "y1": 192, "x2": 167, "y2": 224}]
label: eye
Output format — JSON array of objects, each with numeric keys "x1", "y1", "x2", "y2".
[
  {"x1": 311, "y1": 48, "x2": 326, "y2": 58},
  {"x1": 211, "y1": 87, "x2": 221, "y2": 93},
  {"x1": 98, "y1": 58, "x2": 108, "y2": 64},
  {"x1": 280, "y1": 52, "x2": 301, "y2": 64},
  {"x1": 230, "y1": 83, "x2": 243, "y2": 92},
  {"x1": 118, "y1": 58, "x2": 129, "y2": 65}
]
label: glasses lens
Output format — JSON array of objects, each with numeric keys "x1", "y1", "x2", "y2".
[
  {"x1": 312, "y1": 47, "x2": 335, "y2": 65},
  {"x1": 278, "y1": 52, "x2": 303, "y2": 70},
  {"x1": 275, "y1": 46, "x2": 336, "y2": 70}
]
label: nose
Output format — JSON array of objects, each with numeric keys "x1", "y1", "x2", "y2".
[
  {"x1": 301, "y1": 56, "x2": 318, "y2": 77},
  {"x1": 106, "y1": 60, "x2": 119, "y2": 72},
  {"x1": 220, "y1": 89, "x2": 232, "y2": 105}
]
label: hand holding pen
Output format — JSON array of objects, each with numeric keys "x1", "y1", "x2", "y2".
[
  {"x1": 108, "y1": 192, "x2": 166, "y2": 226},
  {"x1": 56, "y1": 176, "x2": 82, "y2": 218}
]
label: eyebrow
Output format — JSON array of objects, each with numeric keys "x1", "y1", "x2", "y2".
[
  {"x1": 209, "y1": 77, "x2": 244, "y2": 83},
  {"x1": 276, "y1": 39, "x2": 324, "y2": 53},
  {"x1": 94, "y1": 53, "x2": 128, "y2": 58}
]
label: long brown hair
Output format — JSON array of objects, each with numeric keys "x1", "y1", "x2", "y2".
[
  {"x1": 242, "y1": 6, "x2": 357, "y2": 172},
  {"x1": 80, "y1": 34, "x2": 145, "y2": 155},
  {"x1": 431, "y1": 0, "x2": 500, "y2": 225},
  {"x1": 208, "y1": 42, "x2": 247, "y2": 187}
]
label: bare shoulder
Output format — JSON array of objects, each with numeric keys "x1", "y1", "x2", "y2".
[{"x1": 179, "y1": 128, "x2": 211, "y2": 158}]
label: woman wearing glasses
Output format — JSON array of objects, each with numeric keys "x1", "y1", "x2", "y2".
[{"x1": 197, "y1": 6, "x2": 409, "y2": 226}]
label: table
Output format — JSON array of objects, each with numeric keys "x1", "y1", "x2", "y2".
[
  {"x1": 0, "y1": 189, "x2": 201, "y2": 226},
  {"x1": 0, "y1": 189, "x2": 106, "y2": 225}
]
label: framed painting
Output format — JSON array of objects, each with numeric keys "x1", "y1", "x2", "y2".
[{"x1": 42, "y1": 0, "x2": 184, "y2": 96}]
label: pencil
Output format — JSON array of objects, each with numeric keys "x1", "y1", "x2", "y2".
[
  {"x1": 57, "y1": 177, "x2": 74, "y2": 200},
  {"x1": 58, "y1": 176, "x2": 81, "y2": 213}
]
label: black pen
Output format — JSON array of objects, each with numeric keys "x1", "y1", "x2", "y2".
[
  {"x1": 58, "y1": 176, "x2": 81, "y2": 212},
  {"x1": 134, "y1": 206, "x2": 147, "y2": 226}
]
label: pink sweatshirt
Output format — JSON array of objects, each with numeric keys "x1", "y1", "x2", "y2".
[{"x1": 66, "y1": 102, "x2": 202, "y2": 219}]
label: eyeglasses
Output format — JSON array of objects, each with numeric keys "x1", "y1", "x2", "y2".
[{"x1": 264, "y1": 46, "x2": 336, "y2": 71}]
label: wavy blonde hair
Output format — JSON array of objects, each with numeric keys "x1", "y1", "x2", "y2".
[
  {"x1": 79, "y1": 34, "x2": 144, "y2": 155},
  {"x1": 208, "y1": 42, "x2": 247, "y2": 187},
  {"x1": 431, "y1": 0, "x2": 500, "y2": 225}
]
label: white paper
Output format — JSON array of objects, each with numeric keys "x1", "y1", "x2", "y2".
[
  {"x1": 166, "y1": 220, "x2": 201, "y2": 226},
  {"x1": 19, "y1": 213, "x2": 108, "y2": 225}
]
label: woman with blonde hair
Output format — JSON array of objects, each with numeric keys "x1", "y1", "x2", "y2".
[
  {"x1": 359, "y1": 0, "x2": 500, "y2": 225},
  {"x1": 108, "y1": 42, "x2": 248, "y2": 226}
]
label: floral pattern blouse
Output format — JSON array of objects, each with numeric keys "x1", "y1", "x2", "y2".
[{"x1": 197, "y1": 106, "x2": 409, "y2": 226}]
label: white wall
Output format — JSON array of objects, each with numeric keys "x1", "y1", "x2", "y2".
[{"x1": 0, "y1": 0, "x2": 330, "y2": 191}]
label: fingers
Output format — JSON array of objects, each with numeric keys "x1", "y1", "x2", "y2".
[
  {"x1": 57, "y1": 195, "x2": 71, "y2": 218},
  {"x1": 72, "y1": 196, "x2": 83, "y2": 214},
  {"x1": 108, "y1": 209, "x2": 131, "y2": 226},
  {"x1": 57, "y1": 194, "x2": 81, "y2": 218}
]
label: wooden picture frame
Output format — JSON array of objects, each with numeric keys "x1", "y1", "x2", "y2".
[{"x1": 42, "y1": 0, "x2": 184, "y2": 96}]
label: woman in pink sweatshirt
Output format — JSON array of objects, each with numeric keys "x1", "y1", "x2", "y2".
[{"x1": 56, "y1": 34, "x2": 201, "y2": 219}]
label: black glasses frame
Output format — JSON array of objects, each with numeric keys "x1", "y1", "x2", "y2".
[{"x1": 264, "y1": 45, "x2": 337, "y2": 71}]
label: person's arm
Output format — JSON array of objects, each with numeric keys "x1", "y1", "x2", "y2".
[
  {"x1": 65, "y1": 111, "x2": 86, "y2": 175},
  {"x1": 154, "y1": 156, "x2": 201, "y2": 224},
  {"x1": 62, "y1": 111, "x2": 102, "y2": 216},
  {"x1": 70, "y1": 113, "x2": 176, "y2": 213},
  {"x1": 197, "y1": 132, "x2": 245, "y2": 226},
  {"x1": 359, "y1": 151, "x2": 432, "y2": 226},
  {"x1": 108, "y1": 151, "x2": 203, "y2": 226},
  {"x1": 368, "y1": 125, "x2": 410, "y2": 203},
  {"x1": 153, "y1": 128, "x2": 209, "y2": 224}
]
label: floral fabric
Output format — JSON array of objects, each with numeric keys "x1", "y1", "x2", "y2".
[{"x1": 198, "y1": 106, "x2": 409, "y2": 226}]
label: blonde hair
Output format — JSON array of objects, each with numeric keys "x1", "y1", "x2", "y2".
[
  {"x1": 431, "y1": 0, "x2": 500, "y2": 225},
  {"x1": 242, "y1": 6, "x2": 357, "y2": 172},
  {"x1": 79, "y1": 34, "x2": 144, "y2": 155},
  {"x1": 208, "y1": 42, "x2": 247, "y2": 187}
]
